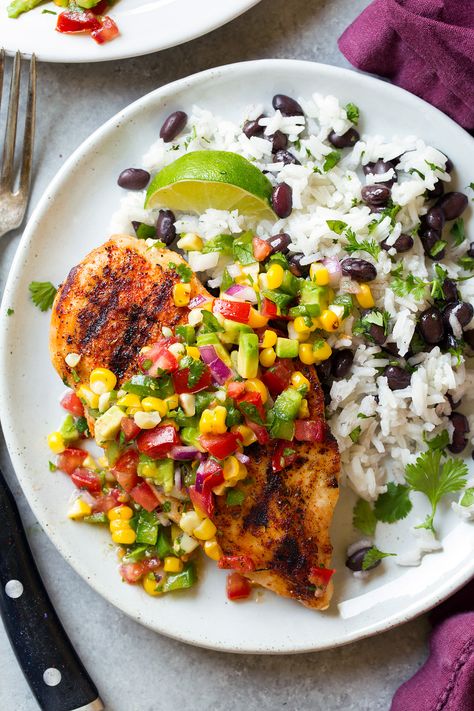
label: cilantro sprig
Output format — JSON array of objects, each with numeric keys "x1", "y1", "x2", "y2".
[
  {"x1": 353, "y1": 498, "x2": 377, "y2": 537},
  {"x1": 345, "y1": 228, "x2": 381, "y2": 260},
  {"x1": 373, "y1": 483, "x2": 412, "y2": 523},
  {"x1": 344, "y1": 103, "x2": 360, "y2": 125},
  {"x1": 362, "y1": 546, "x2": 396, "y2": 570},
  {"x1": 169, "y1": 262, "x2": 192, "y2": 283},
  {"x1": 29, "y1": 281, "x2": 57, "y2": 311},
  {"x1": 390, "y1": 265, "x2": 427, "y2": 301}
]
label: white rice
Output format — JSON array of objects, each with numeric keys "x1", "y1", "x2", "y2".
[{"x1": 110, "y1": 93, "x2": 474, "y2": 503}]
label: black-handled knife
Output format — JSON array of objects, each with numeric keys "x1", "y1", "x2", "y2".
[{"x1": 0, "y1": 465, "x2": 104, "y2": 711}]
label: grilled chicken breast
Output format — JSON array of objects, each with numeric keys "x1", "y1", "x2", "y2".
[{"x1": 50, "y1": 234, "x2": 340, "y2": 609}]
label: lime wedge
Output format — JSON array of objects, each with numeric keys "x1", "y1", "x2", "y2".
[{"x1": 145, "y1": 150, "x2": 276, "y2": 220}]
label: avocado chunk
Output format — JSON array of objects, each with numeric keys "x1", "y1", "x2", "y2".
[
  {"x1": 299, "y1": 282, "x2": 329, "y2": 311},
  {"x1": 94, "y1": 405, "x2": 124, "y2": 446},
  {"x1": 275, "y1": 337, "x2": 299, "y2": 358},
  {"x1": 237, "y1": 332, "x2": 259, "y2": 378}
]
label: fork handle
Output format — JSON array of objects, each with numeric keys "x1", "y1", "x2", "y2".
[{"x1": 0, "y1": 466, "x2": 103, "y2": 711}]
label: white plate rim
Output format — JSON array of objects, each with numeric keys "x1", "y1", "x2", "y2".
[{"x1": 1, "y1": 59, "x2": 473, "y2": 653}]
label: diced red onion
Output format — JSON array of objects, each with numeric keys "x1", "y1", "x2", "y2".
[
  {"x1": 174, "y1": 467, "x2": 182, "y2": 490},
  {"x1": 198, "y1": 345, "x2": 232, "y2": 385},
  {"x1": 189, "y1": 294, "x2": 207, "y2": 308},
  {"x1": 225, "y1": 283, "x2": 258, "y2": 303},
  {"x1": 198, "y1": 345, "x2": 218, "y2": 365},
  {"x1": 235, "y1": 452, "x2": 250, "y2": 465},
  {"x1": 322, "y1": 257, "x2": 342, "y2": 286},
  {"x1": 195, "y1": 458, "x2": 223, "y2": 493},
  {"x1": 170, "y1": 445, "x2": 200, "y2": 460}
]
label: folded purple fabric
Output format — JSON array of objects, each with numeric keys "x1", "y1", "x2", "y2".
[
  {"x1": 390, "y1": 580, "x2": 474, "y2": 711},
  {"x1": 338, "y1": 0, "x2": 474, "y2": 131}
]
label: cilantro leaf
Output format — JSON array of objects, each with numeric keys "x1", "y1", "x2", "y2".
[
  {"x1": 6, "y1": 307, "x2": 14, "y2": 316},
  {"x1": 390, "y1": 266, "x2": 427, "y2": 301},
  {"x1": 221, "y1": 268, "x2": 234, "y2": 292},
  {"x1": 460, "y1": 488, "x2": 474, "y2": 507},
  {"x1": 202, "y1": 234, "x2": 234, "y2": 256},
  {"x1": 186, "y1": 359, "x2": 206, "y2": 387},
  {"x1": 323, "y1": 150, "x2": 341, "y2": 172},
  {"x1": 200, "y1": 310, "x2": 223, "y2": 333},
  {"x1": 425, "y1": 160, "x2": 444, "y2": 172},
  {"x1": 426, "y1": 430, "x2": 450, "y2": 451},
  {"x1": 405, "y1": 450, "x2": 468, "y2": 533},
  {"x1": 134, "y1": 222, "x2": 156, "y2": 240},
  {"x1": 450, "y1": 218, "x2": 466, "y2": 247},
  {"x1": 458, "y1": 255, "x2": 474, "y2": 271},
  {"x1": 333, "y1": 293, "x2": 353, "y2": 319},
  {"x1": 326, "y1": 219, "x2": 347, "y2": 235},
  {"x1": 430, "y1": 239, "x2": 447, "y2": 258},
  {"x1": 238, "y1": 401, "x2": 264, "y2": 425},
  {"x1": 169, "y1": 262, "x2": 192, "y2": 283},
  {"x1": 374, "y1": 482, "x2": 412, "y2": 523},
  {"x1": 349, "y1": 426, "x2": 361, "y2": 443},
  {"x1": 345, "y1": 103, "x2": 359, "y2": 125},
  {"x1": 430, "y1": 264, "x2": 448, "y2": 301},
  {"x1": 353, "y1": 498, "x2": 377, "y2": 536},
  {"x1": 232, "y1": 231, "x2": 256, "y2": 265},
  {"x1": 48, "y1": 461, "x2": 57, "y2": 472},
  {"x1": 29, "y1": 281, "x2": 57, "y2": 311},
  {"x1": 362, "y1": 546, "x2": 396, "y2": 570},
  {"x1": 226, "y1": 489, "x2": 245, "y2": 506},
  {"x1": 345, "y1": 228, "x2": 381, "y2": 260},
  {"x1": 262, "y1": 289, "x2": 294, "y2": 312}
]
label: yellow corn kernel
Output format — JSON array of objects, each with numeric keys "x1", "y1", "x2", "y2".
[
  {"x1": 68, "y1": 498, "x2": 92, "y2": 519},
  {"x1": 248, "y1": 308, "x2": 268, "y2": 329},
  {"x1": 237, "y1": 462, "x2": 248, "y2": 481},
  {"x1": 143, "y1": 573, "x2": 161, "y2": 596},
  {"x1": 77, "y1": 385, "x2": 100, "y2": 410},
  {"x1": 356, "y1": 283, "x2": 375, "y2": 309},
  {"x1": 291, "y1": 371, "x2": 311, "y2": 391},
  {"x1": 139, "y1": 462, "x2": 158, "y2": 478},
  {"x1": 126, "y1": 407, "x2": 142, "y2": 416},
  {"x1": 261, "y1": 329, "x2": 277, "y2": 349},
  {"x1": 259, "y1": 347, "x2": 276, "y2": 368},
  {"x1": 140, "y1": 397, "x2": 167, "y2": 416},
  {"x1": 299, "y1": 343, "x2": 317, "y2": 365},
  {"x1": 180, "y1": 510, "x2": 203, "y2": 534},
  {"x1": 245, "y1": 378, "x2": 268, "y2": 404},
  {"x1": 298, "y1": 399, "x2": 310, "y2": 419},
  {"x1": 165, "y1": 394, "x2": 179, "y2": 411},
  {"x1": 212, "y1": 482, "x2": 228, "y2": 496},
  {"x1": 319, "y1": 309, "x2": 340, "y2": 332},
  {"x1": 111, "y1": 528, "x2": 136, "y2": 545},
  {"x1": 97, "y1": 455, "x2": 108, "y2": 468},
  {"x1": 310, "y1": 263, "x2": 330, "y2": 286},
  {"x1": 164, "y1": 556, "x2": 184, "y2": 573},
  {"x1": 173, "y1": 282, "x2": 192, "y2": 307},
  {"x1": 223, "y1": 456, "x2": 240, "y2": 481},
  {"x1": 199, "y1": 406, "x2": 227, "y2": 435},
  {"x1": 266, "y1": 263, "x2": 284, "y2": 289},
  {"x1": 193, "y1": 517, "x2": 217, "y2": 541},
  {"x1": 47, "y1": 431, "x2": 65, "y2": 454},
  {"x1": 90, "y1": 367, "x2": 117, "y2": 395},
  {"x1": 186, "y1": 346, "x2": 201, "y2": 360},
  {"x1": 313, "y1": 340, "x2": 332, "y2": 361},
  {"x1": 204, "y1": 539, "x2": 223, "y2": 561},
  {"x1": 293, "y1": 316, "x2": 311, "y2": 334},
  {"x1": 117, "y1": 393, "x2": 141, "y2": 409},
  {"x1": 176, "y1": 232, "x2": 203, "y2": 252},
  {"x1": 232, "y1": 424, "x2": 257, "y2": 447},
  {"x1": 109, "y1": 519, "x2": 131, "y2": 533},
  {"x1": 108, "y1": 506, "x2": 134, "y2": 521}
]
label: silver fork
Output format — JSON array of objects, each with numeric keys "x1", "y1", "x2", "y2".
[{"x1": 0, "y1": 50, "x2": 36, "y2": 238}]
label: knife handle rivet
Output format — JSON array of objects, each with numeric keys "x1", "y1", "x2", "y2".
[
  {"x1": 5, "y1": 579, "x2": 23, "y2": 598},
  {"x1": 43, "y1": 668, "x2": 62, "y2": 687}
]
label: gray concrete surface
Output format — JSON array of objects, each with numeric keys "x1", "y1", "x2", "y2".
[{"x1": 0, "y1": 0, "x2": 432, "y2": 708}]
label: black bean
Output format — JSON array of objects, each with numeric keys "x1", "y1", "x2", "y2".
[
  {"x1": 205, "y1": 282, "x2": 220, "y2": 298},
  {"x1": 341, "y1": 258, "x2": 377, "y2": 282},
  {"x1": 446, "y1": 393, "x2": 461, "y2": 410},
  {"x1": 384, "y1": 365, "x2": 411, "y2": 390},
  {"x1": 346, "y1": 546, "x2": 380, "y2": 572},
  {"x1": 449, "y1": 435, "x2": 468, "y2": 454},
  {"x1": 383, "y1": 342, "x2": 400, "y2": 357},
  {"x1": 465, "y1": 330, "x2": 474, "y2": 350},
  {"x1": 363, "y1": 159, "x2": 396, "y2": 187},
  {"x1": 445, "y1": 157, "x2": 454, "y2": 173},
  {"x1": 159, "y1": 110, "x2": 187, "y2": 143},
  {"x1": 361, "y1": 184, "x2": 391, "y2": 207},
  {"x1": 449, "y1": 412, "x2": 469, "y2": 454},
  {"x1": 328, "y1": 127, "x2": 360, "y2": 149},
  {"x1": 441, "y1": 278, "x2": 459, "y2": 303},
  {"x1": 443, "y1": 333, "x2": 460, "y2": 352},
  {"x1": 268, "y1": 232, "x2": 291, "y2": 254},
  {"x1": 117, "y1": 168, "x2": 150, "y2": 190},
  {"x1": 273, "y1": 149, "x2": 300, "y2": 166},
  {"x1": 271, "y1": 131, "x2": 288, "y2": 153},
  {"x1": 288, "y1": 253, "x2": 309, "y2": 277},
  {"x1": 425, "y1": 207, "x2": 445, "y2": 231},
  {"x1": 331, "y1": 349, "x2": 354, "y2": 379},
  {"x1": 368, "y1": 323, "x2": 386, "y2": 346},
  {"x1": 272, "y1": 94, "x2": 304, "y2": 117},
  {"x1": 381, "y1": 233, "x2": 414, "y2": 253},
  {"x1": 436, "y1": 192, "x2": 468, "y2": 220},
  {"x1": 426, "y1": 180, "x2": 444, "y2": 200},
  {"x1": 418, "y1": 306, "x2": 445, "y2": 344},
  {"x1": 316, "y1": 358, "x2": 333, "y2": 383},
  {"x1": 420, "y1": 229, "x2": 445, "y2": 261},
  {"x1": 443, "y1": 301, "x2": 474, "y2": 330},
  {"x1": 156, "y1": 209, "x2": 176, "y2": 245},
  {"x1": 243, "y1": 115, "x2": 265, "y2": 138},
  {"x1": 272, "y1": 183, "x2": 292, "y2": 218},
  {"x1": 467, "y1": 242, "x2": 474, "y2": 258}
]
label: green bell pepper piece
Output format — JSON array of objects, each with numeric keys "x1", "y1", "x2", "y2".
[
  {"x1": 136, "y1": 511, "x2": 159, "y2": 545},
  {"x1": 163, "y1": 562, "x2": 197, "y2": 592}
]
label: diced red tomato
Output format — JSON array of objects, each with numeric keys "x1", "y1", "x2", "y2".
[
  {"x1": 91, "y1": 15, "x2": 119, "y2": 44},
  {"x1": 60, "y1": 391, "x2": 84, "y2": 417},
  {"x1": 236, "y1": 391, "x2": 266, "y2": 421},
  {"x1": 119, "y1": 557, "x2": 161, "y2": 584},
  {"x1": 227, "y1": 381, "x2": 246, "y2": 399},
  {"x1": 172, "y1": 365, "x2": 212, "y2": 394},
  {"x1": 199, "y1": 432, "x2": 242, "y2": 459},
  {"x1": 130, "y1": 482, "x2": 159, "y2": 512},
  {"x1": 213, "y1": 299, "x2": 251, "y2": 324},
  {"x1": 137, "y1": 425, "x2": 180, "y2": 458},
  {"x1": 93, "y1": 490, "x2": 121, "y2": 513},
  {"x1": 218, "y1": 555, "x2": 255, "y2": 572},
  {"x1": 112, "y1": 450, "x2": 139, "y2": 492},
  {"x1": 189, "y1": 485, "x2": 214, "y2": 518},
  {"x1": 271, "y1": 439, "x2": 298, "y2": 472},
  {"x1": 120, "y1": 417, "x2": 141, "y2": 442},
  {"x1": 252, "y1": 237, "x2": 272, "y2": 262},
  {"x1": 226, "y1": 572, "x2": 252, "y2": 601},
  {"x1": 261, "y1": 361, "x2": 292, "y2": 396},
  {"x1": 57, "y1": 447, "x2": 88, "y2": 475},
  {"x1": 246, "y1": 420, "x2": 270, "y2": 445},
  {"x1": 141, "y1": 338, "x2": 179, "y2": 376},
  {"x1": 309, "y1": 566, "x2": 335, "y2": 589},
  {"x1": 56, "y1": 10, "x2": 101, "y2": 33},
  {"x1": 71, "y1": 467, "x2": 101, "y2": 494},
  {"x1": 294, "y1": 419, "x2": 326, "y2": 443},
  {"x1": 261, "y1": 298, "x2": 278, "y2": 319},
  {"x1": 196, "y1": 458, "x2": 224, "y2": 494}
]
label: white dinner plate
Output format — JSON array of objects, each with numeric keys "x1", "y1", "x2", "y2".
[
  {"x1": 0, "y1": 0, "x2": 260, "y2": 63},
  {"x1": 1, "y1": 60, "x2": 473, "y2": 653}
]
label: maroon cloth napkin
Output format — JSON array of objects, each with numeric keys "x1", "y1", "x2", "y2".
[
  {"x1": 338, "y1": 0, "x2": 474, "y2": 131},
  {"x1": 390, "y1": 580, "x2": 474, "y2": 711}
]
